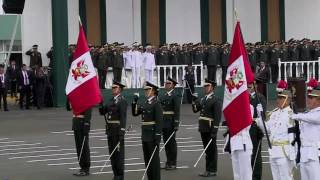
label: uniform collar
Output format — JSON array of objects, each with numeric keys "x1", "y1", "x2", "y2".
[
  {"x1": 148, "y1": 96, "x2": 156, "y2": 103},
  {"x1": 113, "y1": 94, "x2": 121, "y2": 100},
  {"x1": 310, "y1": 106, "x2": 320, "y2": 112},
  {"x1": 166, "y1": 89, "x2": 174, "y2": 96},
  {"x1": 206, "y1": 92, "x2": 214, "y2": 100}
]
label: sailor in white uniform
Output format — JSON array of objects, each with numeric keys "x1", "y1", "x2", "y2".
[
  {"x1": 256, "y1": 80, "x2": 295, "y2": 180},
  {"x1": 291, "y1": 80, "x2": 320, "y2": 180}
]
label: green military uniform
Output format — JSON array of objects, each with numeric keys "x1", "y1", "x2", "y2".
[
  {"x1": 205, "y1": 46, "x2": 220, "y2": 81},
  {"x1": 249, "y1": 92, "x2": 266, "y2": 180},
  {"x1": 97, "y1": 50, "x2": 108, "y2": 89},
  {"x1": 72, "y1": 108, "x2": 92, "y2": 176},
  {"x1": 192, "y1": 79, "x2": 222, "y2": 177},
  {"x1": 112, "y1": 50, "x2": 124, "y2": 82},
  {"x1": 99, "y1": 82, "x2": 127, "y2": 180},
  {"x1": 159, "y1": 78, "x2": 180, "y2": 169},
  {"x1": 132, "y1": 81, "x2": 163, "y2": 180},
  {"x1": 26, "y1": 45, "x2": 42, "y2": 68}
]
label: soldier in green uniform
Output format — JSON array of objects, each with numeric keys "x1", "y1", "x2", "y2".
[
  {"x1": 99, "y1": 80, "x2": 127, "y2": 180},
  {"x1": 25, "y1": 44, "x2": 42, "y2": 69},
  {"x1": 192, "y1": 79, "x2": 222, "y2": 177},
  {"x1": 159, "y1": 77, "x2": 180, "y2": 170},
  {"x1": 247, "y1": 81, "x2": 266, "y2": 180},
  {"x1": 71, "y1": 108, "x2": 92, "y2": 176},
  {"x1": 112, "y1": 47, "x2": 124, "y2": 83},
  {"x1": 132, "y1": 81, "x2": 163, "y2": 180}
]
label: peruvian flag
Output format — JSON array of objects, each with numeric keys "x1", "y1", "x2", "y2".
[
  {"x1": 65, "y1": 25, "x2": 102, "y2": 115},
  {"x1": 223, "y1": 22, "x2": 254, "y2": 137}
]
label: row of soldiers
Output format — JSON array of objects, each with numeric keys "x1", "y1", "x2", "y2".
[
  {"x1": 70, "y1": 75, "x2": 320, "y2": 180},
  {"x1": 80, "y1": 38, "x2": 320, "y2": 89}
]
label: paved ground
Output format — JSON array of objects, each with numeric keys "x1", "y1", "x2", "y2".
[{"x1": 0, "y1": 103, "x2": 300, "y2": 180}]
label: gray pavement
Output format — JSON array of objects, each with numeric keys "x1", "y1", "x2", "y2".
[{"x1": 0, "y1": 103, "x2": 296, "y2": 180}]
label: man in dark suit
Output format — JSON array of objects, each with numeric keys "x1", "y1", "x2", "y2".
[
  {"x1": 6, "y1": 60, "x2": 19, "y2": 98},
  {"x1": 256, "y1": 61, "x2": 269, "y2": 83},
  {"x1": 18, "y1": 64, "x2": 33, "y2": 109},
  {"x1": 0, "y1": 64, "x2": 9, "y2": 111},
  {"x1": 26, "y1": 44, "x2": 42, "y2": 69}
]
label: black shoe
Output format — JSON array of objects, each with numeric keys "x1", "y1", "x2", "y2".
[
  {"x1": 73, "y1": 170, "x2": 89, "y2": 176},
  {"x1": 198, "y1": 171, "x2": 217, "y2": 177},
  {"x1": 161, "y1": 164, "x2": 169, "y2": 170},
  {"x1": 4, "y1": 109, "x2": 9, "y2": 111},
  {"x1": 166, "y1": 165, "x2": 177, "y2": 170}
]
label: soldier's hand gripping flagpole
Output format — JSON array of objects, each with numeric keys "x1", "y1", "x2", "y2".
[
  {"x1": 99, "y1": 125, "x2": 132, "y2": 172},
  {"x1": 193, "y1": 138, "x2": 213, "y2": 167},
  {"x1": 141, "y1": 145, "x2": 158, "y2": 180}
]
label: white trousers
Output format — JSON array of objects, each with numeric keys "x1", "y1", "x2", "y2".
[
  {"x1": 124, "y1": 69, "x2": 132, "y2": 88},
  {"x1": 144, "y1": 69, "x2": 153, "y2": 83},
  {"x1": 231, "y1": 150, "x2": 252, "y2": 180},
  {"x1": 300, "y1": 160, "x2": 320, "y2": 180},
  {"x1": 132, "y1": 67, "x2": 141, "y2": 88},
  {"x1": 270, "y1": 157, "x2": 294, "y2": 180}
]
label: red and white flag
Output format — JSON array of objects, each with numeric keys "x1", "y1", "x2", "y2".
[
  {"x1": 65, "y1": 25, "x2": 102, "y2": 115},
  {"x1": 223, "y1": 22, "x2": 254, "y2": 137}
]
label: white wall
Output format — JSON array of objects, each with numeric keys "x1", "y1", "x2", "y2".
[
  {"x1": 0, "y1": 0, "x2": 3, "y2": 14},
  {"x1": 166, "y1": 0, "x2": 201, "y2": 44},
  {"x1": 21, "y1": 0, "x2": 52, "y2": 67},
  {"x1": 106, "y1": 0, "x2": 141, "y2": 45},
  {"x1": 68, "y1": 0, "x2": 79, "y2": 44},
  {"x1": 226, "y1": 0, "x2": 261, "y2": 43},
  {"x1": 285, "y1": 0, "x2": 320, "y2": 40}
]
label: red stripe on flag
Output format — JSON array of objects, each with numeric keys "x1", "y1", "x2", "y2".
[
  {"x1": 67, "y1": 77, "x2": 102, "y2": 115},
  {"x1": 73, "y1": 25, "x2": 89, "y2": 61},
  {"x1": 223, "y1": 92, "x2": 252, "y2": 136}
]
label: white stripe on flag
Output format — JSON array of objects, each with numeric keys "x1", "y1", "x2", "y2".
[
  {"x1": 222, "y1": 55, "x2": 248, "y2": 110},
  {"x1": 66, "y1": 51, "x2": 97, "y2": 94}
]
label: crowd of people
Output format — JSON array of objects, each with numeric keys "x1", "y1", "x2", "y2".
[
  {"x1": 82, "y1": 38, "x2": 320, "y2": 89},
  {"x1": 0, "y1": 45, "x2": 53, "y2": 111}
]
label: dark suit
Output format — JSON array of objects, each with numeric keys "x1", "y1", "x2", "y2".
[
  {"x1": 192, "y1": 93, "x2": 222, "y2": 173},
  {"x1": 6, "y1": 66, "x2": 18, "y2": 97},
  {"x1": 256, "y1": 67, "x2": 269, "y2": 83},
  {"x1": 0, "y1": 73, "x2": 10, "y2": 110},
  {"x1": 100, "y1": 95, "x2": 127, "y2": 180},
  {"x1": 132, "y1": 96, "x2": 163, "y2": 180},
  {"x1": 18, "y1": 70, "x2": 33, "y2": 109}
]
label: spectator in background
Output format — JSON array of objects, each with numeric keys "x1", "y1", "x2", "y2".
[
  {"x1": 18, "y1": 64, "x2": 33, "y2": 110},
  {"x1": 143, "y1": 45, "x2": 156, "y2": 83},
  {"x1": 6, "y1": 60, "x2": 19, "y2": 98},
  {"x1": 26, "y1": 45, "x2": 42, "y2": 69},
  {"x1": 0, "y1": 64, "x2": 9, "y2": 111}
]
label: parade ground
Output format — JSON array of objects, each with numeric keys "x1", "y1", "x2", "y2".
[{"x1": 0, "y1": 104, "x2": 294, "y2": 180}]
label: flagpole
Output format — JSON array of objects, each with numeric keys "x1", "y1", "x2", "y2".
[{"x1": 252, "y1": 83, "x2": 272, "y2": 149}]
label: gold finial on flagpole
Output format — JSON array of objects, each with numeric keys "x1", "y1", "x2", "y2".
[
  {"x1": 78, "y1": 16, "x2": 83, "y2": 26},
  {"x1": 234, "y1": 8, "x2": 239, "y2": 22}
]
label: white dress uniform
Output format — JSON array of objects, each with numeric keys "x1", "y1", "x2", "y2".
[
  {"x1": 256, "y1": 106, "x2": 295, "y2": 180},
  {"x1": 230, "y1": 105, "x2": 253, "y2": 180},
  {"x1": 131, "y1": 50, "x2": 143, "y2": 88},
  {"x1": 142, "y1": 52, "x2": 156, "y2": 83},
  {"x1": 292, "y1": 107, "x2": 320, "y2": 180},
  {"x1": 123, "y1": 50, "x2": 133, "y2": 88}
]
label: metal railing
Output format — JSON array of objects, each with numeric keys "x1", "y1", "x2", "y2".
[
  {"x1": 278, "y1": 58, "x2": 320, "y2": 82},
  {"x1": 155, "y1": 61, "x2": 204, "y2": 88}
]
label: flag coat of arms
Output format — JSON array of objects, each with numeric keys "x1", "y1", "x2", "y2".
[
  {"x1": 223, "y1": 22, "x2": 254, "y2": 137},
  {"x1": 65, "y1": 25, "x2": 102, "y2": 115}
]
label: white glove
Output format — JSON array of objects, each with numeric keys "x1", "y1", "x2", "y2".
[
  {"x1": 133, "y1": 92, "x2": 140, "y2": 97},
  {"x1": 291, "y1": 114, "x2": 302, "y2": 120},
  {"x1": 256, "y1": 104, "x2": 263, "y2": 118}
]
